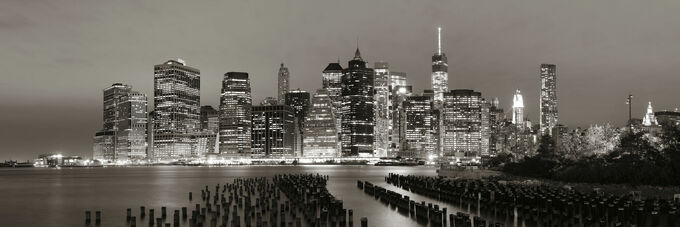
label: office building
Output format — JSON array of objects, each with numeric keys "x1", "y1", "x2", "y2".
[
  {"x1": 219, "y1": 72, "x2": 252, "y2": 156},
  {"x1": 374, "y1": 61, "x2": 391, "y2": 157},
  {"x1": 152, "y1": 59, "x2": 200, "y2": 161},
  {"x1": 402, "y1": 95, "x2": 436, "y2": 158},
  {"x1": 303, "y1": 89, "x2": 339, "y2": 157},
  {"x1": 251, "y1": 105, "x2": 296, "y2": 157},
  {"x1": 285, "y1": 89, "x2": 310, "y2": 156},
  {"x1": 278, "y1": 63, "x2": 290, "y2": 103},
  {"x1": 441, "y1": 89, "x2": 483, "y2": 157},
  {"x1": 540, "y1": 64, "x2": 558, "y2": 135},
  {"x1": 341, "y1": 48, "x2": 375, "y2": 156}
]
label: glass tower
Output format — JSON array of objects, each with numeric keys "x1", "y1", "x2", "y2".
[
  {"x1": 341, "y1": 48, "x2": 375, "y2": 157},
  {"x1": 152, "y1": 59, "x2": 200, "y2": 161},
  {"x1": 219, "y1": 72, "x2": 252, "y2": 156},
  {"x1": 540, "y1": 64, "x2": 558, "y2": 135}
]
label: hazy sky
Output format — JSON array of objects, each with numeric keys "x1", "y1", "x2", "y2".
[{"x1": 1, "y1": 0, "x2": 679, "y2": 160}]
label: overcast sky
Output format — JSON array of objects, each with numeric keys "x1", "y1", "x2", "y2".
[{"x1": 1, "y1": 0, "x2": 679, "y2": 160}]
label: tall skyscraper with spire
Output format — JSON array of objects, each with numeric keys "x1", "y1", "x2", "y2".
[
  {"x1": 540, "y1": 64, "x2": 558, "y2": 135},
  {"x1": 341, "y1": 47, "x2": 375, "y2": 156},
  {"x1": 219, "y1": 72, "x2": 252, "y2": 155},
  {"x1": 278, "y1": 63, "x2": 290, "y2": 103},
  {"x1": 432, "y1": 27, "x2": 448, "y2": 103},
  {"x1": 512, "y1": 89, "x2": 525, "y2": 128}
]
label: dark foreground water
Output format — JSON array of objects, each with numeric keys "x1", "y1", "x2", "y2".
[{"x1": 0, "y1": 166, "x2": 512, "y2": 227}]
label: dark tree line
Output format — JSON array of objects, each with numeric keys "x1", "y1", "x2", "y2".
[{"x1": 502, "y1": 124, "x2": 680, "y2": 186}]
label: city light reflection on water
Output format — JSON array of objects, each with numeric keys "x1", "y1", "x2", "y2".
[{"x1": 0, "y1": 166, "x2": 520, "y2": 227}]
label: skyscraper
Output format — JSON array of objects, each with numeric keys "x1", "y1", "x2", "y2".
[
  {"x1": 94, "y1": 83, "x2": 148, "y2": 162},
  {"x1": 540, "y1": 64, "x2": 558, "y2": 135},
  {"x1": 277, "y1": 63, "x2": 290, "y2": 103},
  {"x1": 341, "y1": 48, "x2": 375, "y2": 157},
  {"x1": 303, "y1": 89, "x2": 339, "y2": 157},
  {"x1": 512, "y1": 89, "x2": 525, "y2": 128},
  {"x1": 285, "y1": 89, "x2": 310, "y2": 156},
  {"x1": 251, "y1": 105, "x2": 296, "y2": 157},
  {"x1": 219, "y1": 72, "x2": 252, "y2": 156},
  {"x1": 441, "y1": 89, "x2": 483, "y2": 157},
  {"x1": 403, "y1": 95, "x2": 436, "y2": 158},
  {"x1": 322, "y1": 62, "x2": 343, "y2": 98},
  {"x1": 152, "y1": 59, "x2": 200, "y2": 161},
  {"x1": 431, "y1": 27, "x2": 448, "y2": 103},
  {"x1": 115, "y1": 90, "x2": 148, "y2": 161},
  {"x1": 488, "y1": 98, "x2": 504, "y2": 155},
  {"x1": 374, "y1": 61, "x2": 391, "y2": 157},
  {"x1": 392, "y1": 85, "x2": 413, "y2": 157},
  {"x1": 322, "y1": 62, "x2": 344, "y2": 141}
]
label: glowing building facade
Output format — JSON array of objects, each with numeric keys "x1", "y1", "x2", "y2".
[
  {"x1": 341, "y1": 48, "x2": 375, "y2": 157},
  {"x1": 115, "y1": 91, "x2": 148, "y2": 160},
  {"x1": 391, "y1": 85, "x2": 412, "y2": 157},
  {"x1": 540, "y1": 64, "x2": 558, "y2": 135},
  {"x1": 152, "y1": 59, "x2": 200, "y2": 161},
  {"x1": 512, "y1": 89, "x2": 525, "y2": 128},
  {"x1": 219, "y1": 72, "x2": 252, "y2": 156},
  {"x1": 403, "y1": 95, "x2": 436, "y2": 158},
  {"x1": 303, "y1": 89, "x2": 339, "y2": 157},
  {"x1": 432, "y1": 27, "x2": 448, "y2": 103},
  {"x1": 373, "y1": 62, "x2": 391, "y2": 157},
  {"x1": 251, "y1": 105, "x2": 296, "y2": 157},
  {"x1": 277, "y1": 63, "x2": 290, "y2": 103},
  {"x1": 441, "y1": 89, "x2": 483, "y2": 157},
  {"x1": 322, "y1": 62, "x2": 344, "y2": 149},
  {"x1": 642, "y1": 102, "x2": 659, "y2": 126}
]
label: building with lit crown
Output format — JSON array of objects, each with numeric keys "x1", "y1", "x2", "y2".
[
  {"x1": 431, "y1": 27, "x2": 448, "y2": 103},
  {"x1": 512, "y1": 89, "x2": 525, "y2": 128}
]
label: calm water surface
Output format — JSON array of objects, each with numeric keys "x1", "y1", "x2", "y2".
[{"x1": 0, "y1": 166, "x2": 510, "y2": 227}]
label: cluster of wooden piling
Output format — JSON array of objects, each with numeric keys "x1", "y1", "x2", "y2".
[
  {"x1": 84, "y1": 174, "x2": 366, "y2": 227},
  {"x1": 358, "y1": 180, "x2": 466, "y2": 227},
  {"x1": 273, "y1": 174, "x2": 366, "y2": 227},
  {"x1": 385, "y1": 173, "x2": 680, "y2": 227}
]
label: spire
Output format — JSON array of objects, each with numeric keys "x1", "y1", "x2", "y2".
[
  {"x1": 280, "y1": 62, "x2": 284, "y2": 68},
  {"x1": 437, "y1": 27, "x2": 442, "y2": 55}
]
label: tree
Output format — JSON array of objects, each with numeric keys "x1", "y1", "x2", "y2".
[{"x1": 536, "y1": 135, "x2": 556, "y2": 160}]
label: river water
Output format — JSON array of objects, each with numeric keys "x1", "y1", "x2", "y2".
[{"x1": 0, "y1": 166, "x2": 519, "y2": 227}]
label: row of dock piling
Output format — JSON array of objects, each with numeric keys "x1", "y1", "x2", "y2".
[
  {"x1": 385, "y1": 173, "x2": 680, "y2": 227},
  {"x1": 84, "y1": 174, "x2": 368, "y2": 227}
]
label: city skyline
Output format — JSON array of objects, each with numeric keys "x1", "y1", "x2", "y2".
[{"x1": 3, "y1": 0, "x2": 680, "y2": 160}]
